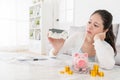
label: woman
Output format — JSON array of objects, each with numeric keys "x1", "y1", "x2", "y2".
[{"x1": 48, "y1": 9, "x2": 116, "y2": 69}]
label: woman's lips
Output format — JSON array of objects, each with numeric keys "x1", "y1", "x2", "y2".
[{"x1": 87, "y1": 30, "x2": 92, "y2": 34}]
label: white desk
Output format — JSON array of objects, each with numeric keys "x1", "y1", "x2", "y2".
[{"x1": 0, "y1": 52, "x2": 120, "y2": 80}]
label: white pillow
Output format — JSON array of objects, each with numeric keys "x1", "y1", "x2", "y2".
[
  {"x1": 112, "y1": 24, "x2": 119, "y2": 37},
  {"x1": 115, "y1": 46, "x2": 120, "y2": 65},
  {"x1": 68, "y1": 26, "x2": 85, "y2": 36},
  {"x1": 116, "y1": 26, "x2": 120, "y2": 46}
]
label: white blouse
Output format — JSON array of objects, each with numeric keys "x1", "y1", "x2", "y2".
[{"x1": 49, "y1": 31, "x2": 115, "y2": 69}]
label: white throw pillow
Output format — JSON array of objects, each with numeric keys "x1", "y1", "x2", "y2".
[
  {"x1": 115, "y1": 46, "x2": 120, "y2": 65},
  {"x1": 116, "y1": 26, "x2": 120, "y2": 46},
  {"x1": 68, "y1": 26, "x2": 85, "y2": 36},
  {"x1": 113, "y1": 24, "x2": 119, "y2": 37}
]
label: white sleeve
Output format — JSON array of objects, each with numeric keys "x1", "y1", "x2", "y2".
[
  {"x1": 59, "y1": 32, "x2": 81, "y2": 54},
  {"x1": 49, "y1": 32, "x2": 84, "y2": 57},
  {"x1": 94, "y1": 39, "x2": 115, "y2": 69}
]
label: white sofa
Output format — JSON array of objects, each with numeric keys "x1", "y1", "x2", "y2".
[
  {"x1": 114, "y1": 24, "x2": 120, "y2": 65},
  {"x1": 69, "y1": 24, "x2": 120, "y2": 65}
]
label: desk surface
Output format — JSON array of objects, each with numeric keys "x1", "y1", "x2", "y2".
[{"x1": 0, "y1": 52, "x2": 120, "y2": 80}]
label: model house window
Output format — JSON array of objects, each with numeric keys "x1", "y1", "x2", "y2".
[{"x1": 59, "y1": 0, "x2": 74, "y2": 30}]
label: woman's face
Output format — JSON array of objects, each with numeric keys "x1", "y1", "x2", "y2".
[{"x1": 86, "y1": 13, "x2": 104, "y2": 38}]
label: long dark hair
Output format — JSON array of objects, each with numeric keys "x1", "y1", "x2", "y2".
[{"x1": 92, "y1": 9, "x2": 117, "y2": 56}]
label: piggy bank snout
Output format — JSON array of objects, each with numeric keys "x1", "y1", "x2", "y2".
[{"x1": 78, "y1": 60, "x2": 86, "y2": 67}]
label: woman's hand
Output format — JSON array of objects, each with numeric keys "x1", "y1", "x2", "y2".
[
  {"x1": 94, "y1": 29, "x2": 108, "y2": 41},
  {"x1": 48, "y1": 37, "x2": 65, "y2": 55}
]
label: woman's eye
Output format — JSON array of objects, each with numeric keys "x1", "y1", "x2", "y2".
[
  {"x1": 88, "y1": 21, "x2": 91, "y2": 24},
  {"x1": 94, "y1": 24, "x2": 98, "y2": 27}
]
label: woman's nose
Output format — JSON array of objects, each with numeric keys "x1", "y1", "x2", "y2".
[{"x1": 88, "y1": 25, "x2": 93, "y2": 30}]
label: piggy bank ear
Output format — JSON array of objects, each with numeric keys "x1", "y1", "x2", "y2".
[
  {"x1": 73, "y1": 53, "x2": 80, "y2": 57},
  {"x1": 83, "y1": 53, "x2": 88, "y2": 57}
]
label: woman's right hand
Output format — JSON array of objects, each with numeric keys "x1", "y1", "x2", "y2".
[
  {"x1": 48, "y1": 37, "x2": 65, "y2": 55},
  {"x1": 94, "y1": 29, "x2": 108, "y2": 41}
]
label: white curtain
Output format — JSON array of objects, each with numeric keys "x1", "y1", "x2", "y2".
[
  {"x1": 0, "y1": 0, "x2": 31, "y2": 49},
  {"x1": 0, "y1": 0, "x2": 16, "y2": 47}
]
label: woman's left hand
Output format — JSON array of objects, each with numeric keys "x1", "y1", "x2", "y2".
[{"x1": 94, "y1": 30, "x2": 108, "y2": 41}]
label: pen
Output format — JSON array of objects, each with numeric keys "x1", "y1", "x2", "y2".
[
  {"x1": 33, "y1": 58, "x2": 48, "y2": 61},
  {"x1": 18, "y1": 58, "x2": 48, "y2": 61}
]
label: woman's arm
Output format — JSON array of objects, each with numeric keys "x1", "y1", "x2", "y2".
[
  {"x1": 49, "y1": 32, "x2": 84, "y2": 57},
  {"x1": 94, "y1": 39, "x2": 115, "y2": 69},
  {"x1": 93, "y1": 30, "x2": 115, "y2": 69}
]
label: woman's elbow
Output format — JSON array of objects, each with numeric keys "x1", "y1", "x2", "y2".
[{"x1": 100, "y1": 60, "x2": 115, "y2": 70}]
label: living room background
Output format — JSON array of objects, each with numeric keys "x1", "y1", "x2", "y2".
[{"x1": 0, "y1": 0, "x2": 120, "y2": 52}]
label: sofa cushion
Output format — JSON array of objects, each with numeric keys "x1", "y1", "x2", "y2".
[
  {"x1": 69, "y1": 24, "x2": 119, "y2": 37},
  {"x1": 115, "y1": 24, "x2": 120, "y2": 65},
  {"x1": 115, "y1": 46, "x2": 120, "y2": 65},
  {"x1": 113, "y1": 24, "x2": 119, "y2": 38},
  {"x1": 116, "y1": 25, "x2": 120, "y2": 46},
  {"x1": 68, "y1": 26, "x2": 85, "y2": 36}
]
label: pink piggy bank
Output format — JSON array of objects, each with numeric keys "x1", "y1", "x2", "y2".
[{"x1": 73, "y1": 53, "x2": 88, "y2": 73}]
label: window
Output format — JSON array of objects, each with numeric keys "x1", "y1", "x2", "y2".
[{"x1": 0, "y1": 0, "x2": 30, "y2": 49}]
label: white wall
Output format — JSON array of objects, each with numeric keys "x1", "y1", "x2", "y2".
[{"x1": 74, "y1": 0, "x2": 120, "y2": 26}]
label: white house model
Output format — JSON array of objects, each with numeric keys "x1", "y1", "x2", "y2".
[{"x1": 48, "y1": 28, "x2": 68, "y2": 40}]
